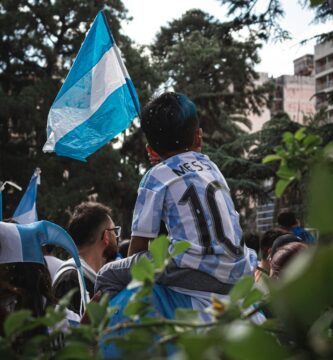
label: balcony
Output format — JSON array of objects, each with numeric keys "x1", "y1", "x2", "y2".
[{"x1": 316, "y1": 61, "x2": 333, "y2": 75}]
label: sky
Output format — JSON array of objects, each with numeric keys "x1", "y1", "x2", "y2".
[{"x1": 121, "y1": 0, "x2": 331, "y2": 78}]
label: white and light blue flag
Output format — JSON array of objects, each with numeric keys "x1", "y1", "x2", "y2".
[
  {"x1": 43, "y1": 10, "x2": 140, "y2": 161},
  {"x1": 12, "y1": 168, "x2": 41, "y2": 224}
]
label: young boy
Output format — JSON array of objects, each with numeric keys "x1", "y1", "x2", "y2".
[{"x1": 95, "y1": 92, "x2": 256, "y2": 298}]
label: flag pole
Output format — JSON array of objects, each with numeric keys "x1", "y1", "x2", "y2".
[{"x1": 101, "y1": 10, "x2": 141, "y2": 118}]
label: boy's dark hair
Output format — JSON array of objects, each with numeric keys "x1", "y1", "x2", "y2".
[
  {"x1": 141, "y1": 92, "x2": 199, "y2": 156},
  {"x1": 260, "y1": 228, "x2": 287, "y2": 260},
  {"x1": 68, "y1": 202, "x2": 112, "y2": 248},
  {"x1": 243, "y1": 232, "x2": 260, "y2": 254},
  {"x1": 277, "y1": 211, "x2": 298, "y2": 228}
]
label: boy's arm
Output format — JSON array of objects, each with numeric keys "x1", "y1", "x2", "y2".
[{"x1": 128, "y1": 236, "x2": 153, "y2": 256}]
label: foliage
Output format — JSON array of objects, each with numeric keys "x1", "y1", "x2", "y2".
[
  {"x1": 2, "y1": 200, "x2": 333, "y2": 360},
  {"x1": 308, "y1": 142, "x2": 333, "y2": 235},
  {"x1": 0, "y1": 0, "x2": 159, "y2": 236},
  {"x1": 263, "y1": 127, "x2": 323, "y2": 198},
  {"x1": 151, "y1": 9, "x2": 272, "y2": 147},
  {"x1": 220, "y1": 0, "x2": 333, "y2": 43}
]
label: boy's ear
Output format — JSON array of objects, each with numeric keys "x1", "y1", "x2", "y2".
[
  {"x1": 193, "y1": 128, "x2": 203, "y2": 151},
  {"x1": 146, "y1": 144, "x2": 159, "y2": 158}
]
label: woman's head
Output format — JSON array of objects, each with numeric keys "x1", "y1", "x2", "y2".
[{"x1": 270, "y1": 242, "x2": 308, "y2": 279}]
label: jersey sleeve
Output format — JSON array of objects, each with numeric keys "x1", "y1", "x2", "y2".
[{"x1": 131, "y1": 186, "x2": 166, "y2": 238}]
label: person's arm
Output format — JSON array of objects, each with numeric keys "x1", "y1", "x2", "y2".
[{"x1": 128, "y1": 236, "x2": 153, "y2": 256}]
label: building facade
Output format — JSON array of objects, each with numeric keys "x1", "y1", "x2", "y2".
[{"x1": 314, "y1": 40, "x2": 333, "y2": 122}]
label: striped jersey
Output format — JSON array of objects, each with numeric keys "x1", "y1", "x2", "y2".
[{"x1": 131, "y1": 151, "x2": 257, "y2": 284}]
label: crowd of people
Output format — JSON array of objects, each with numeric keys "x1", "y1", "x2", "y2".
[{"x1": 0, "y1": 92, "x2": 314, "y2": 354}]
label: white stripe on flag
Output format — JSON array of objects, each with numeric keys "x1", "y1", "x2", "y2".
[
  {"x1": 44, "y1": 45, "x2": 127, "y2": 151},
  {"x1": 13, "y1": 204, "x2": 37, "y2": 225},
  {"x1": 0, "y1": 224, "x2": 23, "y2": 264}
]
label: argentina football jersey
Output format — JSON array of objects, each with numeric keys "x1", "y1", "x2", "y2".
[{"x1": 131, "y1": 151, "x2": 257, "y2": 284}]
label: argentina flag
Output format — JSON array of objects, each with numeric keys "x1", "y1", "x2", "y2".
[
  {"x1": 13, "y1": 168, "x2": 41, "y2": 224},
  {"x1": 43, "y1": 11, "x2": 140, "y2": 161}
]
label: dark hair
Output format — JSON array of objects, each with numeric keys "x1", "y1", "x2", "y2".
[
  {"x1": 277, "y1": 211, "x2": 298, "y2": 228},
  {"x1": 270, "y1": 242, "x2": 308, "y2": 278},
  {"x1": 270, "y1": 234, "x2": 303, "y2": 258},
  {"x1": 0, "y1": 263, "x2": 55, "y2": 338},
  {"x1": 141, "y1": 92, "x2": 199, "y2": 156},
  {"x1": 260, "y1": 228, "x2": 287, "y2": 260},
  {"x1": 68, "y1": 202, "x2": 112, "y2": 248},
  {"x1": 243, "y1": 232, "x2": 260, "y2": 254}
]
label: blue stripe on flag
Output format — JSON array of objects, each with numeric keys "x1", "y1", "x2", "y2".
[
  {"x1": 54, "y1": 80, "x2": 138, "y2": 160},
  {"x1": 16, "y1": 223, "x2": 44, "y2": 263},
  {"x1": 54, "y1": 12, "x2": 113, "y2": 103},
  {"x1": 44, "y1": 10, "x2": 140, "y2": 160},
  {"x1": 13, "y1": 175, "x2": 38, "y2": 223}
]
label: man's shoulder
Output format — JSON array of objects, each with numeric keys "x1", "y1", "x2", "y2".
[{"x1": 53, "y1": 267, "x2": 78, "y2": 287}]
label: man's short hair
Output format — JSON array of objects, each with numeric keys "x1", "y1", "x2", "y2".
[
  {"x1": 277, "y1": 211, "x2": 298, "y2": 228},
  {"x1": 141, "y1": 92, "x2": 199, "y2": 156},
  {"x1": 68, "y1": 202, "x2": 112, "y2": 248}
]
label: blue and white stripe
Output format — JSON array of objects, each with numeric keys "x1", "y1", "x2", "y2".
[
  {"x1": 13, "y1": 169, "x2": 40, "y2": 224},
  {"x1": 43, "y1": 11, "x2": 140, "y2": 161},
  {"x1": 131, "y1": 151, "x2": 257, "y2": 284}
]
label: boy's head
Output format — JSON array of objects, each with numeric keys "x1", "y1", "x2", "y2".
[
  {"x1": 141, "y1": 92, "x2": 200, "y2": 156},
  {"x1": 277, "y1": 211, "x2": 298, "y2": 228}
]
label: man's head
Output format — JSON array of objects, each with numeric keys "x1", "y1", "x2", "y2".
[
  {"x1": 277, "y1": 211, "x2": 298, "y2": 229},
  {"x1": 68, "y1": 202, "x2": 118, "y2": 262},
  {"x1": 141, "y1": 92, "x2": 201, "y2": 157}
]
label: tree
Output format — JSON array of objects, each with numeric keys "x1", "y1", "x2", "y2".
[
  {"x1": 0, "y1": 1, "x2": 161, "y2": 235},
  {"x1": 220, "y1": 0, "x2": 333, "y2": 42},
  {"x1": 151, "y1": 9, "x2": 272, "y2": 148}
]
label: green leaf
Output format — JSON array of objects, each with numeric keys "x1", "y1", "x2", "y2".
[
  {"x1": 171, "y1": 240, "x2": 191, "y2": 257},
  {"x1": 124, "y1": 298, "x2": 148, "y2": 317},
  {"x1": 86, "y1": 302, "x2": 106, "y2": 327},
  {"x1": 270, "y1": 246, "x2": 333, "y2": 335},
  {"x1": 55, "y1": 341, "x2": 91, "y2": 360},
  {"x1": 4, "y1": 310, "x2": 32, "y2": 338},
  {"x1": 149, "y1": 235, "x2": 169, "y2": 269},
  {"x1": 179, "y1": 334, "x2": 218, "y2": 360},
  {"x1": 276, "y1": 163, "x2": 296, "y2": 180},
  {"x1": 310, "y1": 0, "x2": 326, "y2": 7},
  {"x1": 261, "y1": 154, "x2": 282, "y2": 164},
  {"x1": 130, "y1": 256, "x2": 154, "y2": 282},
  {"x1": 229, "y1": 276, "x2": 254, "y2": 303},
  {"x1": 294, "y1": 127, "x2": 306, "y2": 141},
  {"x1": 303, "y1": 134, "x2": 322, "y2": 148},
  {"x1": 282, "y1": 131, "x2": 293, "y2": 144},
  {"x1": 175, "y1": 308, "x2": 201, "y2": 323},
  {"x1": 223, "y1": 321, "x2": 290, "y2": 360},
  {"x1": 308, "y1": 160, "x2": 333, "y2": 234},
  {"x1": 275, "y1": 178, "x2": 292, "y2": 198},
  {"x1": 242, "y1": 288, "x2": 264, "y2": 309}
]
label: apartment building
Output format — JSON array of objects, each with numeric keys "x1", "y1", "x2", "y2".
[{"x1": 314, "y1": 40, "x2": 333, "y2": 122}]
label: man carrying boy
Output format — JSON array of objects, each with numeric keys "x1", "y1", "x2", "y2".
[{"x1": 96, "y1": 92, "x2": 256, "y2": 298}]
